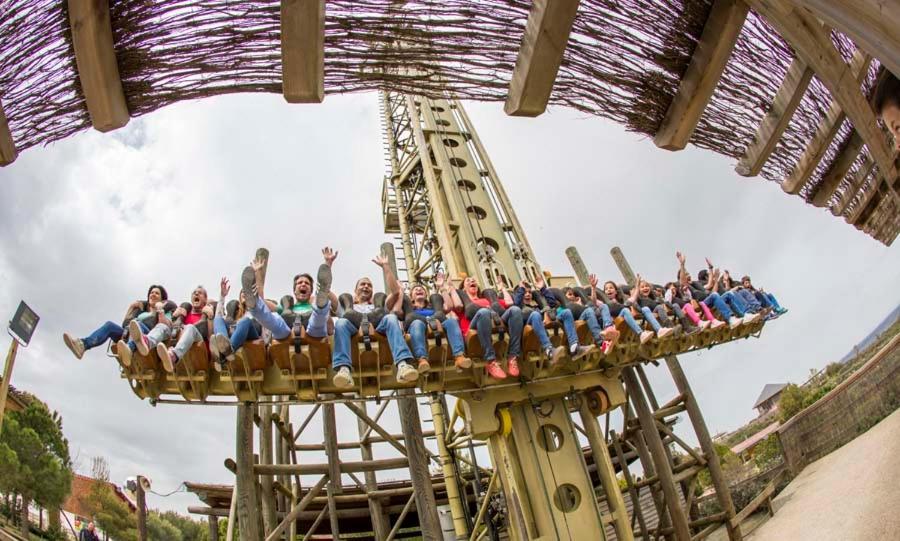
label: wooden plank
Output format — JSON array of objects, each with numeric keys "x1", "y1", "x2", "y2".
[
  {"x1": 789, "y1": 0, "x2": 900, "y2": 79},
  {"x1": 0, "y1": 100, "x2": 16, "y2": 166},
  {"x1": 234, "y1": 405, "x2": 262, "y2": 541},
  {"x1": 780, "y1": 50, "x2": 871, "y2": 195},
  {"x1": 68, "y1": 0, "x2": 129, "y2": 131},
  {"x1": 811, "y1": 131, "x2": 865, "y2": 207},
  {"x1": 255, "y1": 457, "x2": 410, "y2": 475},
  {"x1": 729, "y1": 481, "x2": 775, "y2": 528},
  {"x1": 397, "y1": 389, "x2": 443, "y2": 539},
  {"x1": 258, "y1": 405, "x2": 277, "y2": 534},
  {"x1": 280, "y1": 0, "x2": 325, "y2": 103},
  {"x1": 504, "y1": 0, "x2": 581, "y2": 117},
  {"x1": 356, "y1": 401, "x2": 390, "y2": 540},
  {"x1": 831, "y1": 154, "x2": 874, "y2": 216},
  {"x1": 653, "y1": 0, "x2": 749, "y2": 151},
  {"x1": 750, "y1": 3, "x2": 899, "y2": 203},
  {"x1": 735, "y1": 57, "x2": 813, "y2": 177}
]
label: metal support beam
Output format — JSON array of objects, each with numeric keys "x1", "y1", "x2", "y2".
[
  {"x1": 280, "y1": 0, "x2": 325, "y2": 103},
  {"x1": 654, "y1": 0, "x2": 749, "y2": 151},
  {"x1": 67, "y1": 0, "x2": 129, "y2": 131},
  {"x1": 735, "y1": 57, "x2": 813, "y2": 177},
  {"x1": 0, "y1": 101, "x2": 16, "y2": 166},
  {"x1": 504, "y1": 0, "x2": 581, "y2": 117}
]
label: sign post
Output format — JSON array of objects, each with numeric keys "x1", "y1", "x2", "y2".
[{"x1": 0, "y1": 301, "x2": 39, "y2": 436}]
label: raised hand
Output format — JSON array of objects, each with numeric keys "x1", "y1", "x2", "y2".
[
  {"x1": 251, "y1": 256, "x2": 266, "y2": 273},
  {"x1": 173, "y1": 306, "x2": 186, "y2": 318},
  {"x1": 372, "y1": 254, "x2": 389, "y2": 268},
  {"x1": 219, "y1": 277, "x2": 230, "y2": 299},
  {"x1": 676, "y1": 251, "x2": 686, "y2": 265},
  {"x1": 202, "y1": 304, "x2": 214, "y2": 318},
  {"x1": 534, "y1": 275, "x2": 546, "y2": 289},
  {"x1": 434, "y1": 271, "x2": 446, "y2": 289},
  {"x1": 588, "y1": 273, "x2": 598, "y2": 288},
  {"x1": 705, "y1": 257, "x2": 714, "y2": 269},
  {"x1": 322, "y1": 246, "x2": 338, "y2": 266},
  {"x1": 154, "y1": 302, "x2": 165, "y2": 312}
]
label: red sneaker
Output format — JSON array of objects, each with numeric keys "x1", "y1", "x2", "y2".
[
  {"x1": 600, "y1": 340, "x2": 612, "y2": 354},
  {"x1": 485, "y1": 360, "x2": 507, "y2": 379},
  {"x1": 507, "y1": 356, "x2": 520, "y2": 377}
]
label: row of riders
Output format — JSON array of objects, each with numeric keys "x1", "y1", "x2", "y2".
[{"x1": 63, "y1": 248, "x2": 786, "y2": 389}]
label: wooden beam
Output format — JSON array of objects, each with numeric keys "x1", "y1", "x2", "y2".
[
  {"x1": 504, "y1": 0, "x2": 581, "y2": 117},
  {"x1": 68, "y1": 0, "x2": 129, "y2": 131},
  {"x1": 750, "y1": 3, "x2": 899, "y2": 201},
  {"x1": 735, "y1": 57, "x2": 813, "y2": 177},
  {"x1": 281, "y1": 0, "x2": 325, "y2": 103},
  {"x1": 653, "y1": 0, "x2": 749, "y2": 151},
  {"x1": 0, "y1": 100, "x2": 16, "y2": 166},
  {"x1": 234, "y1": 405, "x2": 262, "y2": 541},
  {"x1": 810, "y1": 131, "x2": 865, "y2": 207},
  {"x1": 255, "y1": 457, "x2": 410, "y2": 475},
  {"x1": 780, "y1": 50, "x2": 871, "y2": 195},
  {"x1": 788, "y1": 0, "x2": 900, "y2": 79},
  {"x1": 832, "y1": 155, "x2": 874, "y2": 216}
]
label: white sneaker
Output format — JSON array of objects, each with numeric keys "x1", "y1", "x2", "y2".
[
  {"x1": 728, "y1": 317, "x2": 742, "y2": 329},
  {"x1": 396, "y1": 361, "x2": 419, "y2": 383},
  {"x1": 333, "y1": 366, "x2": 354, "y2": 388},
  {"x1": 710, "y1": 319, "x2": 726, "y2": 330},
  {"x1": 657, "y1": 327, "x2": 674, "y2": 339},
  {"x1": 698, "y1": 320, "x2": 711, "y2": 331},
  {"x1": 116, "y1": 340, "x2": 132, "y2": 368},
  {"x1": 640, "y1": 330, "x2": 655, "y2": 344},
  {"x1": 743, "y1": 312, "x2": 761, "y2": 325},
  {"x1": 63, "y1": 333, "x2": 86, "y2": 359}
]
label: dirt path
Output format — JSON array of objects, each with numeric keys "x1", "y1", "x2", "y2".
[{"x1": 742, "y1": 408, "x2": 900, "y2": 541}]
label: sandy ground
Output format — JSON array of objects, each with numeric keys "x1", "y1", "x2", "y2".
[{"x1": 712, "y1": 408, "x2": 900, "y2": 541}]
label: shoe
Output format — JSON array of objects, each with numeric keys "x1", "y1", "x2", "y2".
[
  {"x1": 241, "y1": 265, "x2": 258, "y2": 308},
  {"x1": 157, "y1": 343, "x2": 177, "y2": 373},
  {"x1": 600, "y1": 340, "x2": 612, "y2": 354},
  {"x1": 602, "y1": 327, "x2": 620, "y2": 351},
  {"x1": 776, "y1": 307, "x2": 788, "y2": 315},
  {"x1": 333, "y1": 366, "x2": 354, "y2": 388},
  {"x1": 743, "y1": 312, "x2": 761, "y2": 325},
  {"x1": 546, "y1": 346, "x2": 566, "y2": 366},
  {"x1": 136, "y1": 334, "x2": 151, "y2": 357},
  {"x1": 116, "y1": 340, "x2": 132, "y2": 368},
  {"x1": 454, "y1": 354, "x2": 473, "y2": 370},
  {"x1": 640, "y1": 330, "x2": 655, "y2": 344},
  {"x1": 212, "y1": 334, "x2": 235, "y2": 363},
  {"x1": 397, "y1": 361, "x2": 420, "y2": 383},
  {"x1": 698, "y1": 320, "x2": 711, "y2": 330},
  {"x1": 728, "y1": 317, "x2": 742, "y2": 329},
  {"x1": 129, "y1": 320, "x2": 146, "y2": 351},
  {"x1": 507, "y1": 356, "x2": 520, "y2": 377},
  {"x1": 684, "y1": 326, "x2": 701, "y2": 336},
  {"x1": 63, "y1": 333, "x2": 86, "y2": 359},
  {"x1": 710, "y1": 319, "x2": 726, "y2": 330},
  {"x1": 315, "y1": 263, "x2": 332, "y2": 310},
  {"x1": 417, "y1": 357, "x2": 431, "y2": 374},
  {"x1": 657, "y1": 327, "x2": 674, "y2": 339},
  {"x1": 485, "y1": 360, "x2": 507, "y2": 379},
  {"x1": 571, "y1": 344, "x2": 595, "y2": 361}
]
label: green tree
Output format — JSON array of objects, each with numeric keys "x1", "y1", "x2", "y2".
[
  {"x1": 778, "y1": 384, "x2": 808, "y2": 422},
  {"x1": 148, "y1": 513, "x2": 183, "y2": 541},
  {"x1": 157, "y1": 510, "x2": 207, "y2": 541},
  {"x1": 0, "y1": 402, "x2": 73, "y2": 537},
  {"x1": 81, "y1": 482, "x2": 137, "y2": 541},
  {"x1": 752, "y1": 434, "x2": 783, "y2": 470}
]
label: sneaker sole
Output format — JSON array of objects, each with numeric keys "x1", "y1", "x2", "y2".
[
  {"x1": 417, "y1": 360, "x2": 431, "y2": 374},
  {"x1": 315, "y1": 263, "x2": 332, "y2": 310},
  {"x1": 571, "y1": 345, "x2": 595, "y2": 361},
  {"x1": 116, "y1": 340, "x2": 132, "y2": 368},
  {"x1": 241, "y1": 266, "x2": 257, "y2": 307},
  {"x1": 551, "y1": 347, "x2": 565, "y2": 365},
  {"x1": 129, "y1": 320, "x2": 147, "y2": 354},
  {"x1": 63, "y1": 334, "x2": 83, "y2": 360},
  {"x1": 157, "y1": 343, "x2": 175, "y2": 373},
  {"x1": 333, "y1": 373, "x2": 354, "y2": 388},
  {"x1": 213, "y1": 334, "x2": 235, "y2": 362},
  {"x1": 399, "y1": 370, "x2": 420, "y2": 383},
  {"x1": 455, "y1": 357, "x2": 473, "y2": 369}
]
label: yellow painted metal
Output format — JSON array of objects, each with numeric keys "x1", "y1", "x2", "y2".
[{"x1": 496, "y1": 408, "x2": 512, "y2": 437}]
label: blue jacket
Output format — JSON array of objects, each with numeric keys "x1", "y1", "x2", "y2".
[{"x1": 512, "y1": 286, "x2": 560, "y2": 309}]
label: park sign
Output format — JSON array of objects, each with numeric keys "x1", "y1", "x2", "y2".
[{"x1": 9, "y1": 300, "x2": 39, "y2": 345}]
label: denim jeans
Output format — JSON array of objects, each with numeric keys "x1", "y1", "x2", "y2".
[
  {"x1": 640, "y1": 306, "x2": 663, "y2": 332},
  {"x1": 736, "y1": 289, "x2": 762, "y2": 312},
  {"x1": 408, "y1": 318, "x2": 466, "y2": 359},
  {"x1": 173, "y1": 325, "x2": 203, "y2": 360},
  {"x1": 248, "y1": 296, "x2": 330, "y2": 340},
  {"x1": 557, "y1": 308, "x2": 578, "y2": 348},
  {"x1": 469, "y1": 306, "x2": 524, "y2": 361},
  {"x1": 721, "y1": 291, "x2": 748, "y2": 316},
  {"x1": 595, "y1": 303, "x2": 614, "y2": 329},
  {"x1": 525, "y1": 310, "x2": 553, "y2": 350},
  {"x1": 144, "y1": 323, "x2": 171, "y2": 351},
  {"x1": 612, "y1": 308, "x2": 643, "y2": 336},
  {"x1": 500, "y1": 306, "x2": 524, "y2": 358},
  {"x1": 214, "y1": 315, "x2": 261, "y2": 351},
  {"x1": 704, "y1": 292, "x2": 734, "y2": 320},
  {"x1": 469, "y1": 308, "x2": 496, "y2": 361},
  {"x1": 83, "y1": 321, "x2": 124, "y2": 350},
  {"x1": 765, "y1": 293, "x2": 783, "y2": 311},
  {"x1": 124, "y1": 321, "x2": 152, "y2": 352},
  {"x1": 332, "y1": 313, "x2": 413, "y2": 369}
]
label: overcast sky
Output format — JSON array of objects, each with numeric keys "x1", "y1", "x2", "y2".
[{"x1": 0, "y1": 92, "x2": 897, "y2": 516}]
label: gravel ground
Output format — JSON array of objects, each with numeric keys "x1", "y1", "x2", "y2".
[{"x1": 725, "y1": 408, "x2": 900, "y2": 541}]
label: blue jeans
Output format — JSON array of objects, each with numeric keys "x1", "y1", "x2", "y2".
[
  {"x1": 704, "y1": 292, "x2": 734, "y2": 320},
  {"x1": 736, "y1": 289, "x2": 762, "y2": 312},
  {"x1": 526, "y1": 310, "x2": 553, "y2": 350},
  {"x1": 469, "y1": 306, "x2": 524, "y2": 361},
  {"x1": 408, "y1": 318, "x2": 466, "y2": 359},
  {"x1": 83, "y1": 321, "x2": 124, "y2": 350},
  {"x1": 248, "y1": 296, "x2": 332, "y2": 340},
  {"x1": 595, "y1": 304, "x2": 614, "y2": 329},
  {"x1": 332, "y1": 313, "x2": 413, "y2": 369},
  {"x1": 765, "y1": 293, "x2": 783, "y2": 311},
  {"x1": 124, "y1": 321, "x2": 151, "y2": 352},
  {"x1": 214, "y1": 315, "x2": 261, "y2": 350},
  {"x1": 721, "y1": 291, "x2": 748, "y2": 316},
  {"x1": 640, "y1": 306, "x2": 662, "y2": 332},
  {"x1": 559, "y1": 308, "x2": 603, "y2": 347}
]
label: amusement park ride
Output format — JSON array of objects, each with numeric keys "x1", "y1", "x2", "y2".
[{"x1": 1, "y1": 1, "x2": 898, "y2": 540}]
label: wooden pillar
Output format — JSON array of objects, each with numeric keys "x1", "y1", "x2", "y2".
[
  {"x1": 397, "y1": 389, "x2": 442, "y2": 540},
  {"x1": 322, "y1": 403, "x2": 341, "y2": 538},
  {"x1": 565, "y1": 246, "x2": 591, "y2": 285},
  {"x1": 136, "y1": 477, "x2": 148, "y2": 541},
  {"x1": 0, "y1": 339, "x2": 20, "y2": 437},
  {"x1": 236, "y1": 404, "x2": 263, "y2": 541},
  {"x1": 0, "y1": 100, "x2": 16, "y2": 166},
  {"x1": 258, "y1": 405, "x2": 277, "y2": 535},
  {"x1": 356, "y1": 400, "x2": 390, "y2": 539},
  {"x1": 281, "y1": 0, "x2": 325, "y2": 103},
  {"x1": 665, "y1": 356, "x2": 742, "y2": 540},
  {"x1": 208, "y1": 516, "x2": 219, "y2": 541}
]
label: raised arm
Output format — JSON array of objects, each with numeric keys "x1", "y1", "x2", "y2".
[
  {"x1": 217, "y1": 277, "x2": 229, "y2": 316},
  {"x1": 628, "y1": 274, "x2": 641, "y2": 303},
  {"x1": 497, "y1": 277, "x2": 514, "y2": 304},
  {"x1": 676, "y1": 251, "x2": 688, "y2": 283},
  {"x1": 434, "y1": 272, "x2": 456, "y2": 310},
  {"x1": 373, "y1": 254, "x2": 402, "y2": 308},
  {"x1": 588, "y1": 274, "x2": 599, "y2": 305}
]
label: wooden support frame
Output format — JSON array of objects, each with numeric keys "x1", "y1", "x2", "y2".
[
  {"x1": 0, "y1": 100, "x2": 16, "y2": 166},
  {"x1": 397, "y1": 388, "x2": 443, "y2": 538},
  {"x1": 810, "y1": 132, "x2": 864, "y2": 207},
  {"x1": 832, "y1": 155, "x2": 874, "y2": 216},
  {"x1": 67, "y1": 0, "x2": 129, "y2": 131},
  {"x1": 235, "y1": 405, "x2": 262, "y2": 541},
  {"x1": 504, "y1": 0, "x2": 581, "y2": 117},
  {"x1": 354, "y1": 400, "x2": 390, "y2": 539},
  {"x1": 735, "y1": 57, "x2": 813, "y2": 177},
  {"x1": 749, "y1": 2, "x2": 898, "y2": 203},
  {"x1": 780, "y1": 50, "x2": 871, "y2": 195},
  {"x1": 280, "y1": 0, "x2": 325, "y2": 103},
  {"x1": 654, "y1": 0, "x2": 749, "y2": 151}
]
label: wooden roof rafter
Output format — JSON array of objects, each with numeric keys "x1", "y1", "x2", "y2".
[
  {"x1": 831, "y1": 155, "x2": 874, "y2": 217},
  {"x1": 810, "y1": 131, "x2": 864, "y2": 208},
  {"x1": 0, "y1": 100, "x2": 15, "y2": 166},
  {"x1": 281, "y1": 0, "x2": 325, "y2": 103}
]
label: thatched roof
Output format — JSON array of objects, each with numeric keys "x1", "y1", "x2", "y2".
[{"x1": 0, "y1": 1, "x2": 896, "y2": 242}]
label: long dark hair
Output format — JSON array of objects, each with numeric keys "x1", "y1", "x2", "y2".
[
  {"x1": 603, "y1": 281, "x2": 621, "y2": 302},
  {"x1": 147, "y1": 284, "x2": 168, "y2": 301}
]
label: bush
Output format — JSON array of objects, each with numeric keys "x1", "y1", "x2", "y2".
[
  {"x1": 778, "y1": 384, "x2": 808, "y2": 422},
  {"x1": 752, "y1": 434, "x2": 783, "y2": 470}
]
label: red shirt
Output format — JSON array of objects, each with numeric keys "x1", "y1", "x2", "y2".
[
  {"x1": 456, "y1": 297, "x2": 507, "y2": 335},
  {"x1": 184, "y1": 311, "x2": 203, "y2": 326}
]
